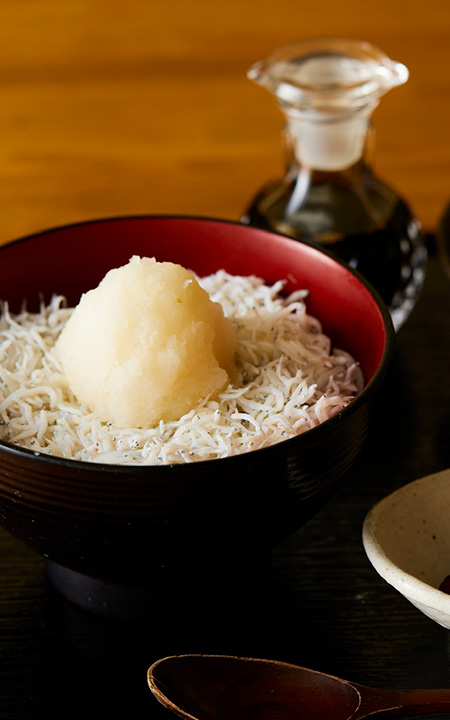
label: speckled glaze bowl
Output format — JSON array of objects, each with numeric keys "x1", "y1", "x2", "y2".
[
  {"x1": 363, "y1": 468, "x2": 450, "y2": 629},
  {"x1": 0, "y1": 216, "x2": 393, "y2": 618}
]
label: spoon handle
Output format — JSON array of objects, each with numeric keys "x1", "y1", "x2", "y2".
[{"x1": 357, "y1": 686, "x2": 450, "y2": 718}]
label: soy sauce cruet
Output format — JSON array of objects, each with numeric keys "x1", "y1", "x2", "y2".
[{"x1": 242, "y1": 39, "x2": 427, "y2": 330}]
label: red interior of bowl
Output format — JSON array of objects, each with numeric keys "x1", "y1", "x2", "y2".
[{"x1": 0, "y1": 216, "x2": 390, "y2": 385}]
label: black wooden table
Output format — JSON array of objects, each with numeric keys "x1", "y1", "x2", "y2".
[{"x1": 2, "y1": 241, "x2": 450, "y2": 719}]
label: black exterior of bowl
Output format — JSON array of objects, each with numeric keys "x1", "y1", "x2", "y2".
[
  {"x1": 0, "y1": 216, "x2": 393, "y2": 613},
  {"x1": 0, "y1": 398, "x2": 369, "y2": 585}
]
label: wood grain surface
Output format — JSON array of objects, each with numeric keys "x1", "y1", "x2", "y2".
[{"x1": 1, "y1": 0, "x2": 449, "y2": 246}]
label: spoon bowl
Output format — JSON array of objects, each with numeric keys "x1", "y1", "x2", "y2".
[{"x1": 148, "y1": 654, "x2": 450, "y2": 720}]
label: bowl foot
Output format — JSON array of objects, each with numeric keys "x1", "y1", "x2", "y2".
[
  {"x1": 45, "y1": 560, "x2": 165, "y2": 621},
  {"x1": 45, "y1": 551, "x2": 273, "y2": 621}
]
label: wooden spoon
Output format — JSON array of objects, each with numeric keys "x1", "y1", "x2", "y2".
[{"x1": 148, "y1": 654, "x2": 450, "y2": 719}]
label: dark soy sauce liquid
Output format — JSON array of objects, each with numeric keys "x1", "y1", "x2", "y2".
[{"x1": 242, "y1": 167, "x2": 426, "y2": 316}]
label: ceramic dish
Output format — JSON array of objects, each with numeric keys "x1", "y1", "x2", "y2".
[{"x1": 363, "y1": 468, "x2": 450, "y2": 629}]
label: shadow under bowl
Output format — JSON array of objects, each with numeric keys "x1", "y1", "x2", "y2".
[{"x1": 0, "y1": 216, "x2": 393, "y2": 618}]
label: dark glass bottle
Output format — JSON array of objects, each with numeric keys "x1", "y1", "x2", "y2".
[
  {"x1": 242, "y1": 39, "x2": 427, "y2": 330},
  {"x1": 438, "y1": 202, "x2": 450, "y2": 279}
]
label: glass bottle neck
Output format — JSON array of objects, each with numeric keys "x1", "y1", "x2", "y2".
[
  {"x1": 283, "y1": 107, "x2": 374, "y2": 173},
  {"x1": 279, "y1": 120, "x2": 397, "y2": 236}
]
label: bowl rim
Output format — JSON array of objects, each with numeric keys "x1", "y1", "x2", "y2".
[
  {"x1": 362, "y1": 468, "x2": 450, "y2": 611},
  {"x1": 0, "y1": 213, "x2": 395, "y2": 473}
]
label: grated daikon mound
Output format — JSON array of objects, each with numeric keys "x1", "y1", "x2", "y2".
[
  {"x1": 0, "y1": 271, "x2": 363, "y2": 465},
  {"x1": 55, "y1": 256, "x2": 237, "y2": 428}
]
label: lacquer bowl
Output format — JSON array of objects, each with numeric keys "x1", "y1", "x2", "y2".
[
  {"x1": 363, "y1": 468, "x2": 450, "y2": 629},
  {"x1": 0, "y1": 216, "x2": 393, "y2": 618}
]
